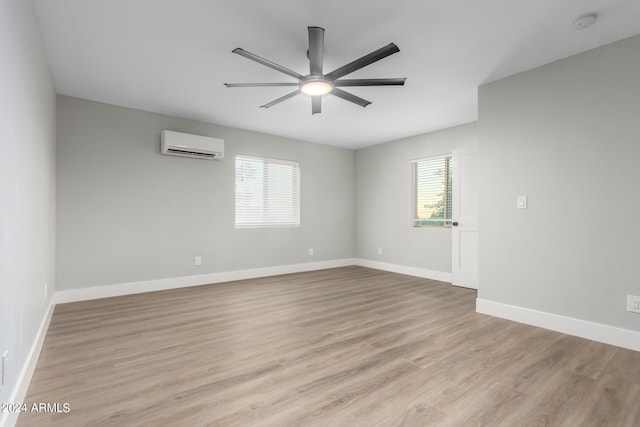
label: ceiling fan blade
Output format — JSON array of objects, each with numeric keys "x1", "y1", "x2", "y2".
[
  {"x1": 225, "y1": 82, "x2": 299, "y2": 88},
  {"x1": 331, "y1": 88, "x2": 371, "y2": 108},
  {"x1": 260, "y1": 90, "x2": 301, "y2": 108},
  {"x1": 308, "y1": 26, "x2": 324, "y2": 75},
  {"x1": 311, "y1": 96, "x2": 321, "y2": 114},
  {"x1": 325, "y1": 43, "x2": 400, "y2": 81},
  {"x1": 334, "y1": 78, "x2": 406, "y2": 87},
  {"x1": 232, "y1": 48, "x2": 304, "y2": 80}
]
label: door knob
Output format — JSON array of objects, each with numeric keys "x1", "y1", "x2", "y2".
[{"x1": 452, "y1": 221, "x2": 459, "y2": 227}]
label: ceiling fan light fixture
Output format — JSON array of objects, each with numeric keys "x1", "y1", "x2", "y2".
[
  {"x1": 227, "y1": 27, "x2": 405, "y2": 113},
  {"x1": 300, "y1": 78, "x2": 333, "y2": 96}
]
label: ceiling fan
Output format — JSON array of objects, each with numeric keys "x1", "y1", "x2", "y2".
[{"x1": 224, "y1": 26, "x2": 406, "y2": 114}]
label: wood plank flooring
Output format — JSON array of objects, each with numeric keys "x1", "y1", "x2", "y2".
[{"x1": 18, "y1": 266, "x2": 640, "y2": 426}]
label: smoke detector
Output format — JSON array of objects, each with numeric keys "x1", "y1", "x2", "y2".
[{"x1": 572, "y1": 14, "x2": 598, "y2": 30}]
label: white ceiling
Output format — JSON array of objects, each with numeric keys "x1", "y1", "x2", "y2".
[{"x1": 33, "y1": 0, "x2": 640, "y2": 149}]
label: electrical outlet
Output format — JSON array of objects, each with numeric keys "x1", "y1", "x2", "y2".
[
  {"x1": 628, "y1": 295, "x2": 640, "y2": 314},
  {"x1": 377, "y1": 247, "x2": 382, "y2": 255},
  {"x1": 2, "y1": 351, "x2": 7, "y2": 386},
  {"x1": 44, "y1": 282, "x2": 48, "y2": 299},
  {"x1": 308, "y1": 248, "x2": 314, "y2": 256},
  {"x1": 194, "y1": 256, "x2": 202, "y2": 266}
]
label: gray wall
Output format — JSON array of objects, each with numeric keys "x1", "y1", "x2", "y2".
[
  {"x1": 355, "y1": 123, "x2": 477, "y2": 273},
  {"x1": 56, "y1": 96, "x2": 354, "y2": 290},
  {"x1": 0, "y1": 0, "x2": 56, "y2": 409},
  {"x1": 478, "y1": 34, "x2": 640, "y2": 331}
]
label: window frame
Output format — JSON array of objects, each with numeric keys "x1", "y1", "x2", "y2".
[
  {"x1": 410, "y1": 154, "x2": 453, "y2": 228},
  {"x1": 235, "y1": 154, "x2": 301, "y2": 229}
]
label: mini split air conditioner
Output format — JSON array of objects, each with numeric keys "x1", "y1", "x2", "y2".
[{"x1": 161, "y1": 130, "x2": 224, "y2": 160}]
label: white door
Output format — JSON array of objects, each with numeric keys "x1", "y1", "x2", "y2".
[{"x1": 451, "y1": 149, "x2": 478, "y2": 289}]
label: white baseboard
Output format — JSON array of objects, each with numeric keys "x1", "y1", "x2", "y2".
[
  {"x1": 476, "y1": 298, "x2": 640, "y2": 352},
  {"x1": 0, "y1": 301, "x2": 55, "y2": 427},
  {"x1": 55, "y1": 258, "x2": 452, "y2": 305},
  {"x1": 56, "y1": 258, "x2": 358, "y2": 304},
  {"x1": 353, "y1": 259, "x2": 452, "y2": 283}
]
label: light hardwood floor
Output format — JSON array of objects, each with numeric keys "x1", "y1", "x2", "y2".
[{"x1": 18, "y1": 266, "x2": 640, "y2": 426}]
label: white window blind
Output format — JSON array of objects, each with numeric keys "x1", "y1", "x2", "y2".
[
  {"x1": 411, "y1": 155, "x2": 452, "y2": 227},
  {"x1": 235, "y1": 155, "x2": 300, "y2": 228}
]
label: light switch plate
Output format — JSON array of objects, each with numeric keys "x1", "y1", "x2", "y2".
[{"x1": 517, "y1": 195, "x2": 528, "y2": 209}]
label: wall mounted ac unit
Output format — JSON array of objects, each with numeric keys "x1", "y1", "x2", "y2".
[{"x1": 161, "y1": 130, "x2": 224, "y2": 160}]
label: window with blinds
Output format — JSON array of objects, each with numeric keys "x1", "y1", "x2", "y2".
[
  {"x1": 411, "y1": 155, "x2": 452, "y2": 227},
  {"x1": 235, "y1": 155, "x2": 300, "y2": 228}
]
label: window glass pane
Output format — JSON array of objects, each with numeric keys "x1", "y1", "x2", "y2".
[
  {"x1": 412, "y1": 155, "x2": 452, "y2": 227},
  {"x1": 236, "y1": 155, "x2": 300, "y2": 227}
]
